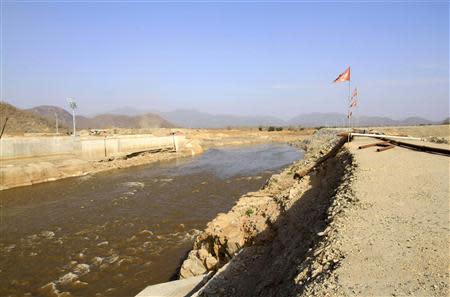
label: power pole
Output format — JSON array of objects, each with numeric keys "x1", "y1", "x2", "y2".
[
  {"x1": 67, "y1": 98, "x2": 77, "y2": 137},
  {"x1": 55, "y1": 113, "x2": 59, "y2": 134}
]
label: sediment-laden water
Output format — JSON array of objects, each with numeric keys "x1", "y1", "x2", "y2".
[{"x1": 0, "y1": 144, "x2": 301, "y2": 297}]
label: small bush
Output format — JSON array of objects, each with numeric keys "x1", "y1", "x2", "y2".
[
  {"x1": 245, "y1": 208, "x2": 254, "y2": 217},
  {"x1": 268, "y1": 126, "x2": 275, "y2": 132}
]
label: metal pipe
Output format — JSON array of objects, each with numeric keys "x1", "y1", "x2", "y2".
[
  {"x1": 358, "y1": 142, "x2": 390, "y2": 149},
  {"x1": 344, "y1": 132, "x2": 450, "y2": 156},
  {"x1": 350, "y1": 133, "x2": 422, "y2": 141},
  {"x1": 379, "y1": 138, "x2": 450, "y2": 156},
  {"x1": 377, "y1": 145, "x2": 395, "y2": 152}
]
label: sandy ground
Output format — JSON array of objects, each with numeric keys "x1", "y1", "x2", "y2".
[
  {"x1": 372, "y1": 124, "x2": 449, "y2": 138},
  {"x1": 303, "y1": 137, "x2": 449, "y2": 296},
  {"x1": 367, "y1": 124, "x2": 450, "y2": 144}
]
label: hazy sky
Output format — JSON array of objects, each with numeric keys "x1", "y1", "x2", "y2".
[{"x1": 2, "y1": 1, "x2": 449, "y2": 120}]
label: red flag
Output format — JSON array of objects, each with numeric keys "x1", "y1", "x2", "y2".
[
  {"x1": 351, "y1": 87, "x2": 358, "y2": 99},
  {"x1": 333, "y1": 67, "x2": 351, "y2": 83},
  {"x1": 350, "y1": 87, "x2": 358, "y2": 107}
]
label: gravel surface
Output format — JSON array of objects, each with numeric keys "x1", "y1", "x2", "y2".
[
  {"x1": 191, "y1": 128, "x2": 449, "y2": 297},
  {"x1": 301, "y1": 137, "x2": 449, "y2": 296}
]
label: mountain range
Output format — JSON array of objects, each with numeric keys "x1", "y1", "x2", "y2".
[
  {"x1": 107, "y1": 106, "x2": 442, "y2": 128},
  {"x1": 2, "y1": 102, "x2": 446, "y2": 134}
]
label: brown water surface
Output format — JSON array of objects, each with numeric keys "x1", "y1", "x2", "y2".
[{"x1": 0, "y1": 144, "x2": 301, "y2": 297}]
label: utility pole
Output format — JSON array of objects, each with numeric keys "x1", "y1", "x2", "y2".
[
  {"x1": 55, "y1": 113, "x2": 59, "y2": 134},
  {"x1": 67, "y1": 98, "x2": 77, "y2": 137}
]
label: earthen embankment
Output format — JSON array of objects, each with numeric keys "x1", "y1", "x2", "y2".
[{"x1": 178, "y1": 129, "x2": 346, "y2": 284}]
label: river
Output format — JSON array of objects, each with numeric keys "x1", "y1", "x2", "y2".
[{"x1": 0, "y1": 144, "x2": 301, "y2": 297}]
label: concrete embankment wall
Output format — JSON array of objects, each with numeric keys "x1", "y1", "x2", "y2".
[
  {"x1": 0, "y1": 134, "x2": 183, "y2": 160},
  {"x1": 0, "y1": 134, "x2": 188, "y2": 190}
]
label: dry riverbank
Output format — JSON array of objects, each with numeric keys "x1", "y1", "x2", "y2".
[{"x1": 178, "y1": 130, "x2": 347, "y2": 284}]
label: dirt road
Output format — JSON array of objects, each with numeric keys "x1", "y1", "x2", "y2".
[{"x1": 305, "y1": 137, "x2": 449, "y2": 296}]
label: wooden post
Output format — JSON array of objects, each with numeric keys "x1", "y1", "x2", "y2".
[{"x1": 0, "y1": 117, "x2": 8, "y2": 139}]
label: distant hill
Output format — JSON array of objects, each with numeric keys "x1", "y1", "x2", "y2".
[
  {"x1": 106, "y1": 106, "x2": 147, "y2": 116},
  {"x1": 288, "y1": 113, "x2": 400, "y2": 127},
  {"x1": 0, "y1": 102, "x2": 59, "y2": 134},
  {"x1": 76, "y1": 113, "x2": 175, "y2": 129},
  {"x1": 104, "y1": 107, "x2": 286, "y2": 128},
  {"x1": 288, "y1": 113, "x2": 439, "y2": 127},
  {"x1": 28, "y1": 105, "x2": 175, "y2": 129},
  {"x1": 157, "y1": 109, "x2": 285, "y2": 128},
  {"x1": 398, "y1": 116, "x2": 434, "y2": 126},
  {"x1": 288, "y1": 112, "x2": 345, "y2": 127},
  {"x1": 157, "y1": 110, "x2": 440, "y2": 128},
  {"x1": 27, "y1": 105, "x2": 72, "y2": 128}
]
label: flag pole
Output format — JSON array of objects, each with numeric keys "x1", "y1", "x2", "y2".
[{"x1": 348, "y1": 77, "x2": 351, "y2": 130}]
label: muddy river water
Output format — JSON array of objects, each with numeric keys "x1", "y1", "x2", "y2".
[{"x1": 0, "y1": 144, "x2": 301, "y2": 297}]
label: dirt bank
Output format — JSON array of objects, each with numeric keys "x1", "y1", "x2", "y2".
[{"x1": 178, "y1": 130, "x2": 347, "y2": 284}]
